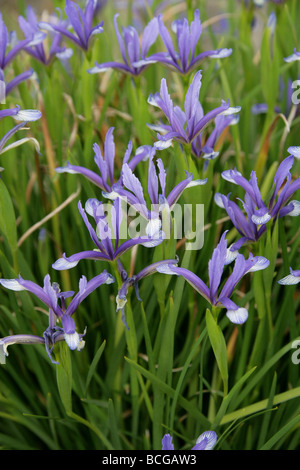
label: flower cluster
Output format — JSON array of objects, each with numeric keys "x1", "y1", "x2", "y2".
[
  {"x1": 88, "y1": 9, "x2": 232, "y2": 77},
  {"x1": 214, "y1": 149, "x2": 300, "y2": 251},
  {"x1": 0, "y1": 1, "x2": 282, "y2": 364},
  {"x1": 0, "y1": 0, "x2": 298, "y2": 452},
  {"x1": 0, "y1": 271, "x2": 114, "y2": 363}
]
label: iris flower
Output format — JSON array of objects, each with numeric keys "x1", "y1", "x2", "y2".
[
  {"x1": 147, "y1": 70, "x2": 240, "y2": 151},
  {"x1": 39, "y1": 0, "x2": 103, "y2": 51},
  {"x1": 55, "y1": 127, "x2": 153, "y2": 193},
  {"x1": 162, "y1": 431, "x2": 217, "y2": 450},
  {"x1": 215, "y1": 151, "x2": 300, "y2": 250},
  {"x1": 18, "y1": 6, "x2": 73, "y2": 65},
  {"x1": 104, "y1": 148, "x2": 207, "y2": 237},
  {"x1": 88, "y1": 13, "x2": 159, "y2": 76},
  {"x1": 134, "y1": 9, "x2": 232, "y2": 75},
  {"x1": 52, "y1": 197, "x2": 165, "y2": 272},
  {"x1": 156, "y1": 232, "x2": 270, "y2": 324},
  {"x1": 0, "y1": 12, "x2": 43, "y2": 95},
  {"x1": 0, "y1": 270, "x2": 114, "y2": 364},
  {"x1": 0, "y1": 12, "x2": 44, "y2": 70}
]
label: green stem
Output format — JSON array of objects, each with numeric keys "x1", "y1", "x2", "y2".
[
  {"x1": 186, "y1": 0, "x2": 193, "y2": 23},
  {"x1": 112, "y1": 261, "x2": 139, "y2": 446}
]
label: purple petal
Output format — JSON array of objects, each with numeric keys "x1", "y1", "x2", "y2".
[
  {"x1": 65, "y1": 0, "x2": 86, "y2": 47},
  {"x1": 5, "y1": 68, "x2": 34, "y2": 95},
  {"x1": 162, "y1": 434, "x2": 174, "y2": 450},
  {"x1": 278, "y1": 267, "x2": 300, "y2": 285},
  {"x1": 158, "y1": 14, "x2": 177, "y2": 63},
  {"x1": 272, "y1": 155, "x2": 294, "y2": 200},
  {"x1": 245, "y1": 254, "x2": 270, "y2": 273},
  {"x1": 77, "y1": 200, "x2": 109, "y2": 253},
  {"x1": 113, "y1": 13, "x2": 129, "y2": 66},
  {"x1": 0, "y1": 274, "x2": 60, "y2": 314},
  {"x1": 113, "y1": 233, "x2": 165, "y2": 259},
  {"x1": 104, "y1": 127, "x2": 115, "y2": 186},
  {"x1": 192, "y1": 431, "x2": 217, "y2": 450},
  {"x1": 56, "y1": 161, "x2": 105, "y2": 189},
  {"x1": 52, "y1": 250, "x2": 110, "y2": 270},
  {"x1": 284, "y1": 48, "x2": 300, "y2": 63},
  {"x1": 189, "y1": 9, "x2": 202, "y2": 60},
  {"x1": 226, "y1": 307, "x2": 248, "y2": 324},
  {"x1": 141, "y1": 17, "x2": 159, "y2": 58},
  {"x1": 88, "y1": 60, "x2": 132, "y2": 74},
  {"x1": 218, "y1": 253, "x2": 246, "y2": 299},
  {"x1": 208, "y1": 232, "x2": 228, "y2": 302},
  {"x1": 251, "y1": 206, "x2": 271, "y2": 225},
  {"x1": 166, "y1": 171, "x2": 207, "y2": 208},
  {"x1": 184, "y1": 70, "x2": 202, "y2": 136},
  {"x1": 191, "y1": 100, "x2": 230, "y2": 141},
  {"x1": 157, "y1": 264, "x2": 211, "y2": 302},
  {"x1": 280, "y1": 200, "x2": 300, "y2": 217},
  {"x1": 121, "y1": 163, "x2": 147, "y2": 208},
  {"x1": 66, "y1": 271, "x2": 114, "y2": 316},
  {"x1": 288, "y1": 146, "x2": 300, "y2": 159}
]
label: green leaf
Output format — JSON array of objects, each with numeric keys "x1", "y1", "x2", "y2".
[
  {"x1": 55, "y1": 342, "x2": 72, "y2": 414},
  {"x1": 205, "y1": 309, "x2": 228, "y2": 395},
  {"x1": 213, "y1": 366, "x2": 256, "y2": 426},
  {"x1": 85, "y1": 340, "x2": 106, "y2": 394},
  {"x1": 125, "y1": 357, "x2": 211, "y2": 429},
  {"x1": 0, "y1": 179, "x2": 17, "y2": 253},
  {"x1": 260, "y1": 20, "x2": 280, "y2": 110},
  {"x1": 108, "y1": 399, "x2": 122, "y2": 449},
  {"x1": 259, "y1": 413, "x2": 300, "y2": 450}
]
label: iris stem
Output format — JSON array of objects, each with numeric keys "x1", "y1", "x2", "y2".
[
  {"x1": 186, "y1": 0, "x2": 193, "y2": 23},
  {"x1": 112, "y1": 260, "x2": 139, "y2": 446}
]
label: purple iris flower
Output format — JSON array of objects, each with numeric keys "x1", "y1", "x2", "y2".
[
  {"x1": 39, "y1": 0, "x2": 103, "y2": 51},
  {"x1": 18, "y1": 6, "x2": 73, "y2": 65},
  {"x1": 88, "y1": 13, "x2": 159, "y2": 76},
  {"x1": 278, "y1": 267, "x2": 300, "y2": 285},
  {"x1": 104, "y1": 148, "x2": 207, "y2": 237},
  {"x1": 156, "y1": 232, "x2": 270, "y2": 324},
  {"x1": 0, "y1": 270, "x2": 114, "y2": 364},
  {"x1": 134, "y1": 9, "x2": 232, "y2": 75},
  {"x1": 147, "y1": 70, "x2": 240, "y2": 151},
  {"x1": 0, "y1": 12, "x2": 44, "y2": 70},
  {"x1": 52, "y1": 197, "x2": 165, "y2": 272},
  {"x1": 162, "y1": 431, "x2": 217, "y2": 450},
  {"x1": 215, "y1": 152, "x2": 300, "y2": 250},
  {"x1": 0, "y1": 105, "x2": 42, "y2": 155},
  {"x1": 55, "y1": 127, "x2": 153, "y2": 192}
]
